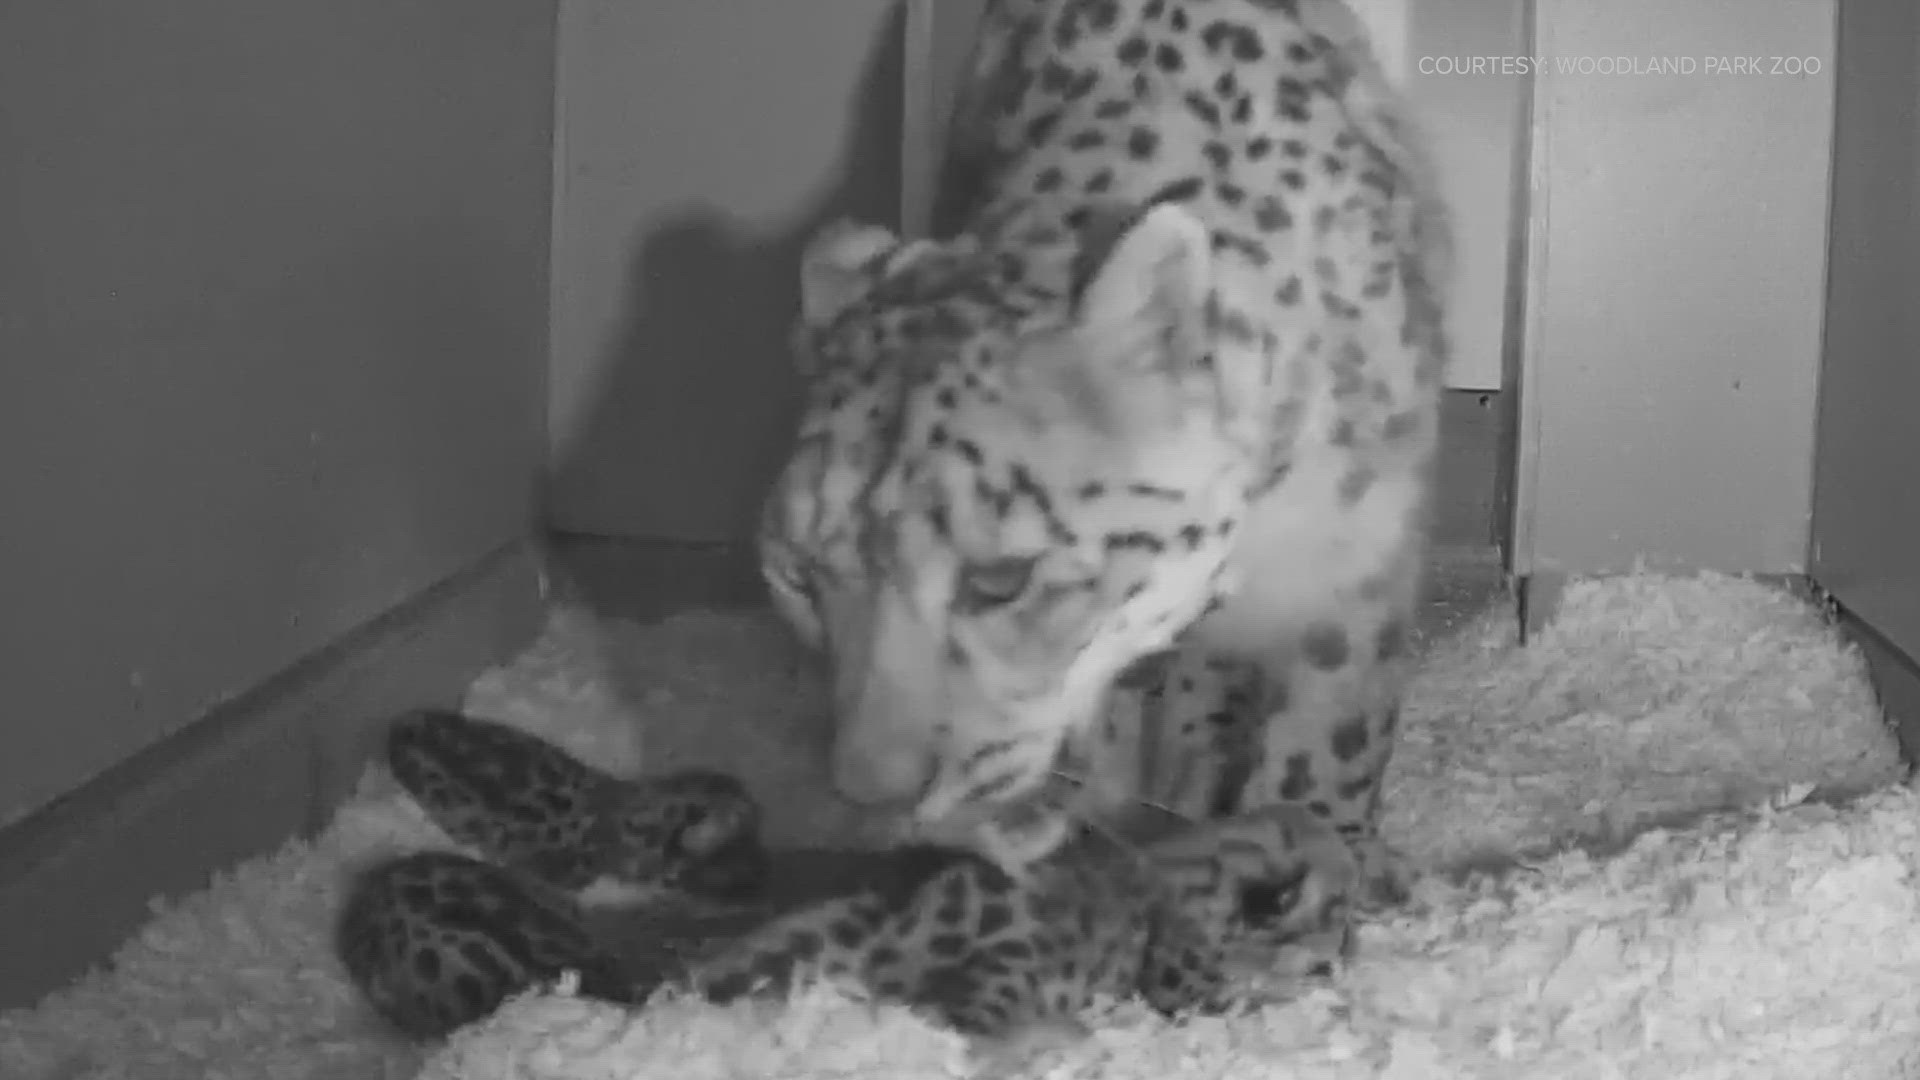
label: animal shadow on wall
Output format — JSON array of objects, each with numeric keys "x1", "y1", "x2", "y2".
[
  {"x1": 548, "y1": 1, "x2": 906, "y2": 606},
  {"x1": 546, "y1": 4, "x2": 908, "y2": 848}
]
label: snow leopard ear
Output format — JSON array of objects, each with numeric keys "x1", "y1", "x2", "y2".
[
  {"x1": 798, "y1": 219, "x2": 902, "y2": 328},
  {"x1": 1069, "y1": 201, "x2": 1213, "y2": 368},
  {"x1": 1025, "y1": 201, "x2": 1220, "y2": 440}
]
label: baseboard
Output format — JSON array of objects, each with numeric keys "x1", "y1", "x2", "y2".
[
  {"x1": 544, "y1": 532, "x2": 765, "y2": 623},
  {"x1": 0, "y1": 540, "x2": 546, "y2": 1011},
  {"x1": 1515, "y1": 569, "x2": 1567, "y2": 643},
  {"x1": 1827, "y1": 595, "x2": 1920, "y2": 770}
]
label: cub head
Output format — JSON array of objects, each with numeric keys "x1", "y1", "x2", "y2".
[{"x1": 759, "y1": 202, "x2": 1260, "y2": 859}]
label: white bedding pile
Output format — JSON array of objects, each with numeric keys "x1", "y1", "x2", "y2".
[{"x1": 2, "y1": 571, "x2": 1913, "y2": 1080}]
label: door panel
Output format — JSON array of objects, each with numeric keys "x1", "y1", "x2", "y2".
[{"x1": 1811, "y1": 0, "x2": 1920, "y2": 654}]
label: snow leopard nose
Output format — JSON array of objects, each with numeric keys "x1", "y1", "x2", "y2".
[{"x1": 831, "y1": 736, "x2": 932, "y2": 806}]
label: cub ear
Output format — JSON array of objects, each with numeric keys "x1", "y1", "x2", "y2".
[
  {"x1": 799, "y1": 218, "x2": 902, "y2": 327},
  {"x1": 1070, "y1": 201, "x2": 1213, "y2": 357}
]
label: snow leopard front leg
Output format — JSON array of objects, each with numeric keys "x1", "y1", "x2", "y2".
[{"x1": 1234, "y1": 540, "x2": 1424, "y2": 909}]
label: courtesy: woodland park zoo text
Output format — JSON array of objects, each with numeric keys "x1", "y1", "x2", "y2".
[{"x1": 1417, "y1": 55, "x2": 1823, "y2": 77}]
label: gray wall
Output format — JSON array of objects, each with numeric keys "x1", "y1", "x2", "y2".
[
  {"x1": 0, "y1": 0, "x2": 556, "y2": 825},
  {"x1": 1811, "y1": 0, "x2": 1920, "y2": 654},
  {"x1": 1512, "y1": 0, "x2": 1836, "y2": 576},
  {"x1": 545, "y1": 0, "x2": 904, "y2": 543}
]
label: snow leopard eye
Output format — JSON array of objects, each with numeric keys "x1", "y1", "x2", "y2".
[{"x1": 954, "y1": 556, "x2": 1037, "y2": 613}]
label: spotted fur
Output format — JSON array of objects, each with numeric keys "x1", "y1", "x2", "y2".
[
  {"x1": 336, "y1": 710, "x2": 770, "y2": 1038},
  {"x1": 758, "y1": 0, "x2": 1450, "y2": 901},
  {"x1": 335, "y1": 850, "x2": 640, "y2": 1040},
  {"x1": 387, "y1": 708, "x2": 768, "y2": 903},
  {"x1": 339, "y1": 739, "x2": 1355, "y2": 1046},
  {"x1": 652, "y1": 801, "x2": 1358, "y2": 1044}
]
